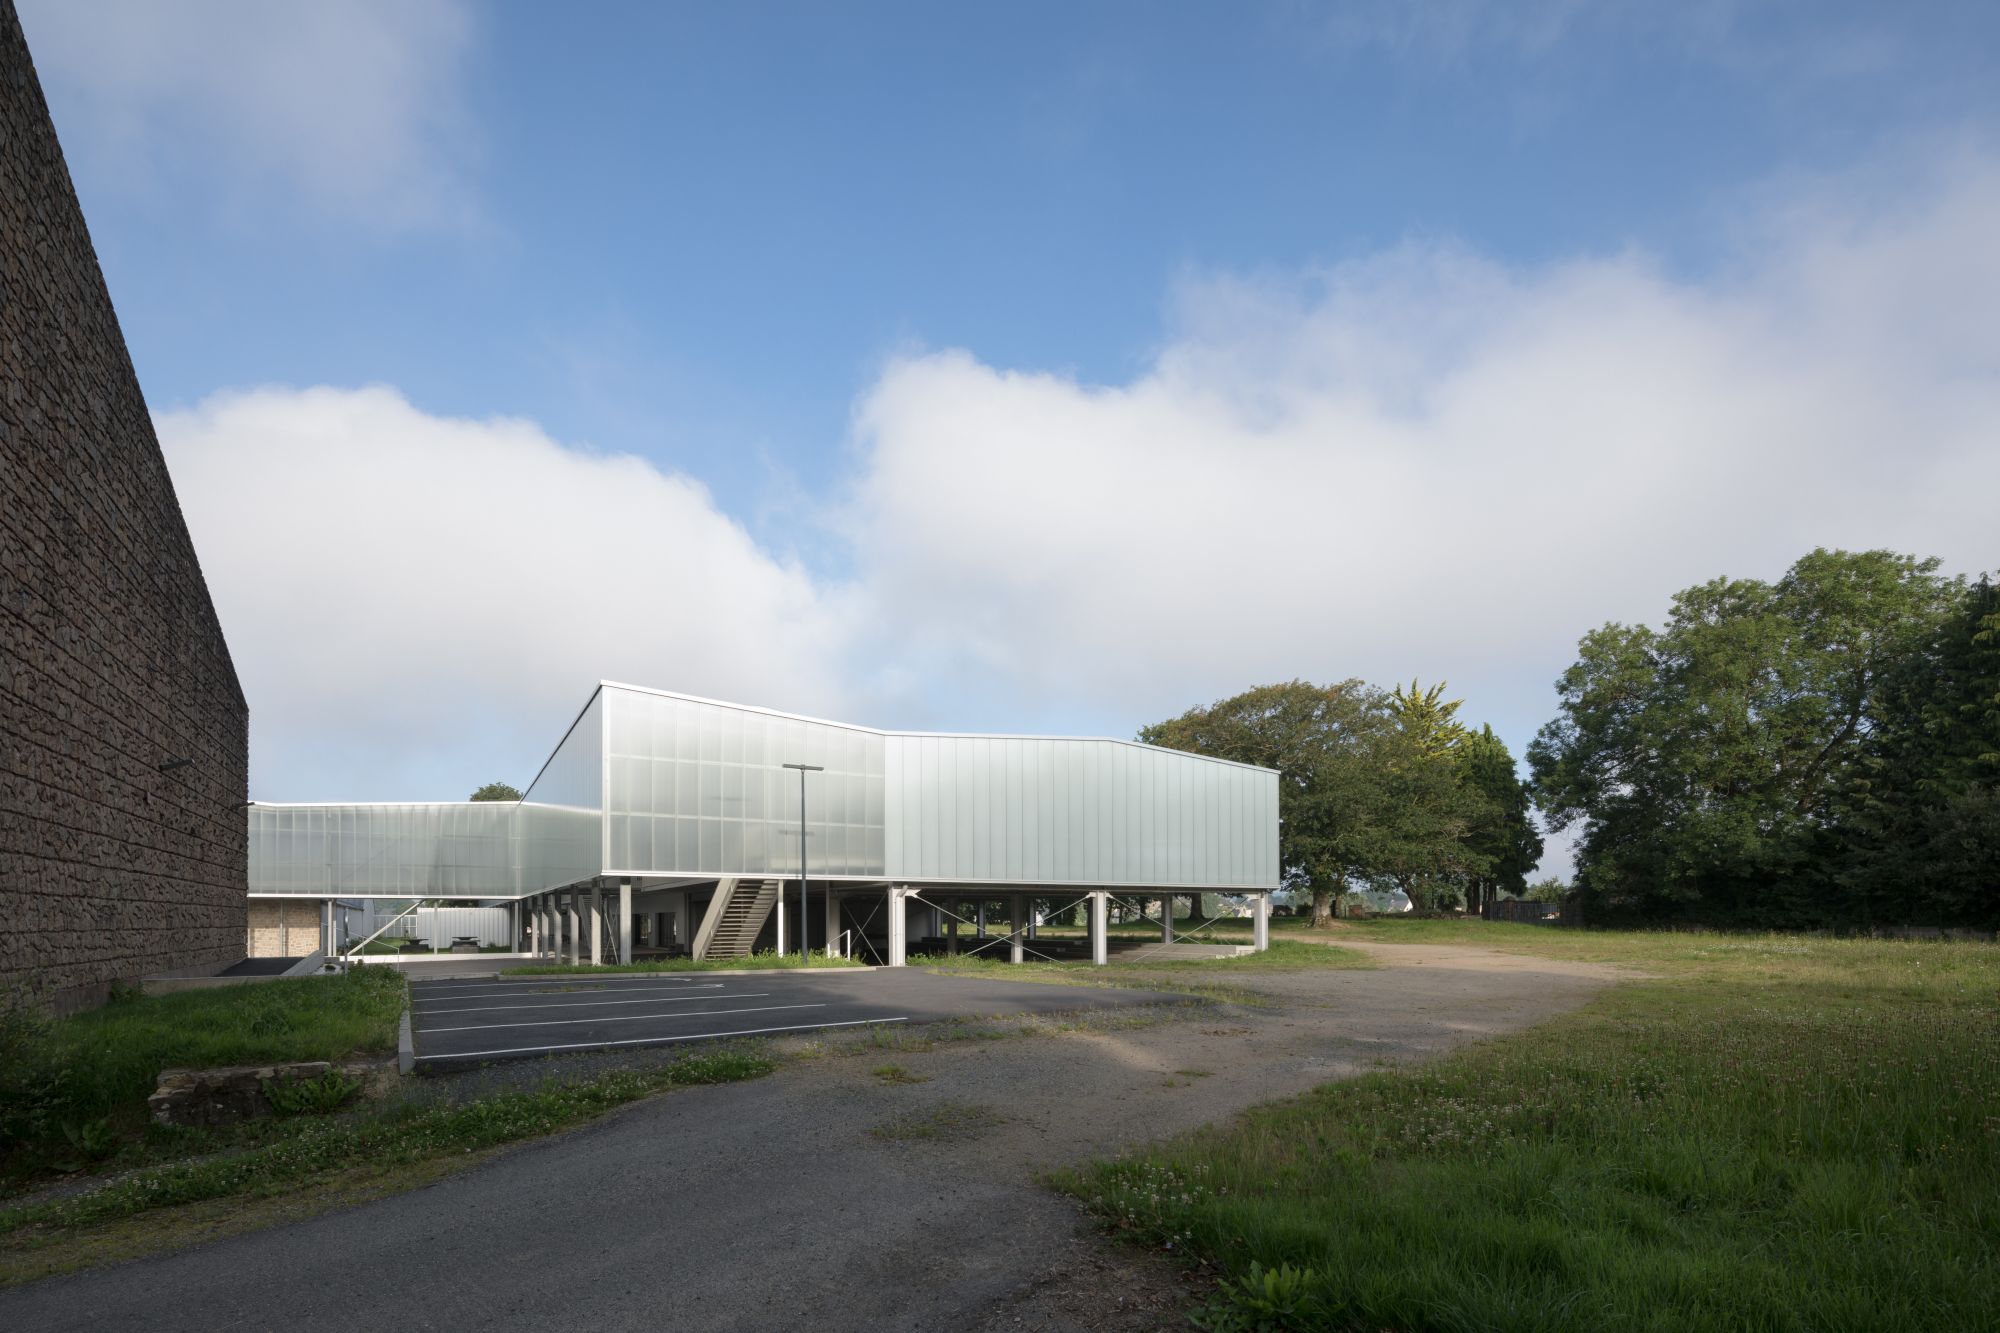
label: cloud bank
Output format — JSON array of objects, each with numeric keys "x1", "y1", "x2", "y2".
[
  {"x1": 158, "y1": 388, "x2": 851, "y2": 799},
  {"x1": 159, "y1": 153, "x2": 1999, "y2": 822}
]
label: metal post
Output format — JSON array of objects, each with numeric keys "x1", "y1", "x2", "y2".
[
  {"x1": 1253, "y1": 893, "x2": 1271, "y2": 952},
  {"x1": 824, "y1": 889, "x2": 841, "y2": 960},
  {"x1": 1090, "y1": 890, "x2": 1109, "y2": 966},
  {"x1": 618, "y1": 879, "x2": 633, "y2": 965},
  {"x1": 782, "y1": 763, "x2": 822, "y2": 967},
  {"x1": 887, "y1": 886, "x2": 907, "y2": 967},
  {"x1": 589, "y1": 885, "x2": 604, "y2": 966},
  {"x1": 567, "y1": 891, "x2": 581, "y2": 966},
  {"x1": 1162, "y1": 894, "x2": 1173, "y2": 944},
  {"x1": 1009, "y1": 894, "x2": 1024, "y2": 964},
  {"x1": 976, "y1": 901, "x2": 987, "y2": 939}
]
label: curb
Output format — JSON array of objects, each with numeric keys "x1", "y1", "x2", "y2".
[{"x1": 398, "y1": 1008, "x2": 415, "y2": 1075}]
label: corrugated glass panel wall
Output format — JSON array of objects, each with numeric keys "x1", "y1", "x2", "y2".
[
  {"x1": 247, "y1": 802, "x2": 520, "y2": 897},
  {"x1": 601, "y1": 685, "x2": 888, "y2": 878},
  {"x1": 882, "y1": 736, "x2": 1278, "y2": 889},
  {"x1": 517, "y1": 689, "x2": 606, "y2": 893}
]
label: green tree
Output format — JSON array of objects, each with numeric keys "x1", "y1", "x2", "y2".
[
  {"x1": 1142, "y1": 681, "x2": 1405, "y2": 927},
  {"x1": 1455, "y1": 726, "x2": 1544, "y2": 913},
  {"x1": 1388, "y1": 679, "x2": 1468, "y2": 758},
  {"x1": 1840, "y1": 577, "x2": 2000, "y2": 926},
  {"x1": 469, "y1": 781, "x2": 523, "y2": 802},
  {"x1": 1530, "y1": 548, "x2": 1961, "y2": 925}
]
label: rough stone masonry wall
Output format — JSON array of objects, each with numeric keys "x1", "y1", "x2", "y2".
[{"x1": 0, "y1": 3, "x2": 249, "y2": 1013}]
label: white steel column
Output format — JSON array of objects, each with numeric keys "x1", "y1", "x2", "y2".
[
  {"x1": 947, "y1": 902, "x2": 959, "y2": 956},
  {"x1": 1089, "y1": 890, "x2": 1109, "y2": 966},
  {"x1": 824, "y1": 890, "x2": 841, "y2": 959},
  {"x1": 887, "y1": 887, "x2": 908, "y2": 967},
  {"x1": 589, "y1": 887, "x2": 604, "y2": 966},
  {"x1": 567, "y1": 892, "x2": 581, "y2": 965},
  {"x1": 1253, "y1": 894, "x2": 1271, "y2": 952},
  {"x1": 776, "y1": 891, "x2": 787, "y2": 955},
  {"x1": 976, "y1": 901, "x2": 987, "y2": 939},
  {"x1": 1162, "y1": 895, "x2": 1174, "y2": 943},
  {"x1": 1009, "y1": 894, "x2": 1024, "y2": 964},
  {"x1": 617, "y1": 880, "x2": 633, "y2": 965}
]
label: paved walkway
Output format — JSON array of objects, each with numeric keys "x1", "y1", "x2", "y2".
[{"x1": 0, "y1": 948, "x2": 1624, "y2": 1332}]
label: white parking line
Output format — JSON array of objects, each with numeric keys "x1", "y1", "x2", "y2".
[
  {"x1": 422, "y1": 1002, "x2": 826, "y2": 1035},
  {"x1": 414, "y1": 983, "x2": 727, "y2": 1005},
  {"x1": 417, "y1": 991, "x2": 767, "y2": 1017},
  {"x1": 415, "y1": 1016, "x2": 910, "y2": 1062},
  {"x1": 410, "y1": 979, "x2": 723, "y2": 997}
]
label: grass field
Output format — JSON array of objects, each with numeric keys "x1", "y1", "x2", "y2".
[{"x1": 1065, "y1": 925, "x2": 2000, "y2": 1331}]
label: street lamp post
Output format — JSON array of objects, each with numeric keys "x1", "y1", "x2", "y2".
[{"x1": 781, "y1": 763, "x2": 823, "y2": 966}]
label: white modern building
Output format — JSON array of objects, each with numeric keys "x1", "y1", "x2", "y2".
[{"x1": 249, "y1": 682, "x2": 1280, "y2": 966}]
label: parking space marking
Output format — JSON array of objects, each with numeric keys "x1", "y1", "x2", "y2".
[
  {"x1": 409, "y1": 980, "x2": 724, "y2": 1000},
  {"x1": 414, "y1": 1015, "x2": 910, "y2": 1063},
  {"x1": 422, "y1": 1001, "x2": 827, "y2": 1035},
  {"x1": 414, "y1": 986, "x2": 731, "y2": 1009},
  {"x1": 416, "y1": 991, "x2": 766, "y2": 1017}
]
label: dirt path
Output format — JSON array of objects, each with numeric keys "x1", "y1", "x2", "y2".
[{"x1": 0, "y1": 945, "x2": 1627, "y2": 1332}]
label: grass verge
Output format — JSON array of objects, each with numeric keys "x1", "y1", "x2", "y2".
[
  {"x1": 503, "y1": 950, "x2": 868, "y2": 976},
  {"x1": 913, "y1": 938, "x2": 1372, "y2": 1004},
  {"x1": 0, "y1": 1047, "x2": 772, "y2": 1285},
  {"x1": 2, "y1": 968, "x2": 406, "y2": 1176},
  {"x1": 1061, "y1": 934, "x2": 2000, "y2": 1331}
]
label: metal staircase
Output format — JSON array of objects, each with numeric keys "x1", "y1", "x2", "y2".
[{"x1": 692, "y1": 879, "x2": 781, "y2": 960}]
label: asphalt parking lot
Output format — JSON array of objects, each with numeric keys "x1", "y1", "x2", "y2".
[{"x1": 406, "y1": 968, "x2": 1188, "y2": 1064}]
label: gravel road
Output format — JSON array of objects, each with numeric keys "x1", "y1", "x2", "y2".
[{"x1": 0, "y1": 946, "x2": 1623, "y2": 1332}]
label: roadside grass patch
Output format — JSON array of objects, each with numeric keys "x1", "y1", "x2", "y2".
[
  {"x1": 1, "y1": 968, "x2": 405, "y2": 1173},
  {"x1": 1063, "y1": 936, "x2": 2000, "y2": 1332},
  {"x1": 870, "y1": 1064, "x2": 928, "y2": 1085},
  {"x1": 505, "y1": 951, "x2": 867, "y2": 976},
  {"x1": 0, "y1": 1046, "x2": 773, "y2": 1281},
  {"x1": 872, "y1": 1101, "x2": 1009, "y2": 1143}
]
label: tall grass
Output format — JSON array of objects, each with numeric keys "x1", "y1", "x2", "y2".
[
  {"x1": 1065, "y1": 936, "x2": 2000, "y2": 1330},
  {"x1": 6, "y1": 969, "x2": 405, "y2": 1147}
]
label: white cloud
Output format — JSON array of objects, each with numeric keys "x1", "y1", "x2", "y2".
[
  {"x1": 158, "y1": 387, "x2": 853, "y2": 799},
  {"x1": 154, "y1": 150, "x2": 2000, "y2": 868},
  {"x1": 843, "y1": 152, "x2": 2000, "y2": 755},
  {"x1": 18, "y1": 0, "x2": 476, "y2": 228}
]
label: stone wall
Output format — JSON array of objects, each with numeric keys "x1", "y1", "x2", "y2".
[{"x1": 0, "y1": 3, "x2": 249, "y2": 1013}]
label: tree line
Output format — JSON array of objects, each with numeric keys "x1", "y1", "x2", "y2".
[
  {"x1": 1530, "y1": 548, "x2": 1998, "y2": 930},
  {"x1": 1141, "y1": 679, "x2": 1542, "y2": 924},
  {"x1": 1148, "y1": 547, "x2": 1997, "y2": 930}
]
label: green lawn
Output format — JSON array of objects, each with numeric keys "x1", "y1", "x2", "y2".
[{"x1": 1064, "y1": 929, "x2": 2000, "y2": 1331}]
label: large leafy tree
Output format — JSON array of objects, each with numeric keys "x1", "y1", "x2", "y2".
[
  {"x1": 469, "y1": 781, "x2": 523, "y2": 802},
  {"x1": 1388, "y1": 679, "x2": 1468, "y2": 758},
  {"x1": 1530, "y1": 549, "x2": 1961, "y2": 924},
  {"x1": 1142, "y1": 681, "x2": 1406, "y2": 926},
  {"x1": 1455, "y1": 726, "x2": 1544, "y2": 912},
  {"x1": 1839, "y1": 577, "x2": 2000, "y2": 925}
]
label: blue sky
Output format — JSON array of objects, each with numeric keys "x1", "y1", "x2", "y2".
[{"x1": 19, "y1": 2, "x2": 2000, "y2": 873}]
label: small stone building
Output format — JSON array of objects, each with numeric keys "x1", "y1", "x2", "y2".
[{"x1": 0, "y1": 3, "x2": 250, "y2": 1013}]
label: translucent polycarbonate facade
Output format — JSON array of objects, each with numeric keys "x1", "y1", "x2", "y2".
[
  {"x1": 882, "y1": 734, "x2": 1277, "y2": 887},
  {"x1": 602, "y1": 685, "x2": 886, "y2": 878},
  {"x1": 518, "y1": 689, "x2": 604, "y2": 895},
  {"x1": 248, "y1": 802, "x2": 519, "y2": 897},
  {"x1": 249, "y1": 681, "x2": 1282, "y2": 898}
]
